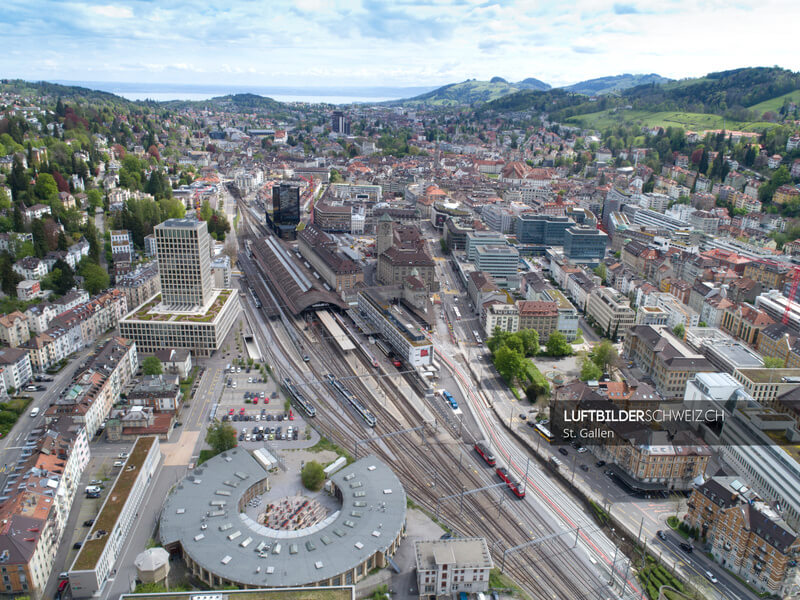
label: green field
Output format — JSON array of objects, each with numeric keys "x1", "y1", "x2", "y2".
[
  {"x1": 566, "y1": 109, "x2": 778, "y2": 133},
  {"x1": 749, "y1": 89, "x2": 800, "y2": 114}
]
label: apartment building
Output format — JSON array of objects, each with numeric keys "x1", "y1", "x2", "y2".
[
  {"x1": 624, "y1": 325, "x2": 714, "y2": 399},
  {"x1": 48, "y1": 337, "x2": 138, "y2": 437},
  {"x1": 69, "y1": 436, "x2": 161, "y2": 598},
  {"x1": 415, "y1": 538, "x2": 492, "y2": 598},
  {"x1": 685, "y1": 476, "x2": 800, "y2": 597},
  {"x1": 636, "y1": 305, "x2": 669, "y2": 326},
  {"x1": 127, "y1": 374, "x2": 181, "y2": 412},
  {"x1": 0, "y1": 347, "x2": 33, "y2": 393},
  {"x1": 481, "y1": 302, "x2": 519, "y2": 337},
  {"x1": 719, "y1": 303, "x2": 775, "y2": 346},
  {"x1": 0, "y1": 417, "x2": 90, "y2": 597},
  {"x1": 517, "y1": 301, "x2": 559, "y2": 342},
  {"x1": 586, "y1": 287, "x2": 636, "y2": 340},
  {"x1": 744, "y1": 260, "x2": 789, "y2": 291},
  {"x1": 466, "y1": 271, "x2": 507, "y2": 312},
  {"x1": 115, "y1": 262, "x2": 161, "y2": 311},
  {"x1": 0, "y1": 312, "x2": 30, "y2": 348}
]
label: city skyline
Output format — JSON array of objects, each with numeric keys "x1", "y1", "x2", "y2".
[{"x1": 2, "y1": 0, "x2": 799, "y2": 89}]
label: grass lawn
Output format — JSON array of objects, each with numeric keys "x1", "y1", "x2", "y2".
[
  {"x1": 567, "y1": 109, "x2": 779, "y2": 133},
  {"x1": 309, "y1": 435, "x2": 353, "y2": 464},
  {"x1": 748, "y1": 89, "x2": 800, "y2": 114}
]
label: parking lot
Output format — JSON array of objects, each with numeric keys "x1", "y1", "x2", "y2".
[{"x1": 217, "y1": 366, "x2": 310, "y2": 448}]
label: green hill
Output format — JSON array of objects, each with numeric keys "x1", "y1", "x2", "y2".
[
  {"x1": 394, "y1": 79, "x2": 532, "y2": 106},
  {"x1": 481, "y1": 66, "x2": 800, "y2": 129},
  {"x1": 562, "y1": 73, "x2": 671, "y2": 96}
]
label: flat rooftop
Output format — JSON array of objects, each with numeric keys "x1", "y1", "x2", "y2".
[
  {"x1": 159, "y1": 452, "x2": 406, "y2": 588},
  {"x1": 736, "y1": 368, "x2": 800, "y2": 384},
  {"x1": 415, "y1": 538, "x2": 493, "y2": 570},
  {"x1": 118, "y1": 588, "x2": 353, "y2": 600},
  {"x1": 72, "y1": 436, "x2": 156, "y2": 571}
]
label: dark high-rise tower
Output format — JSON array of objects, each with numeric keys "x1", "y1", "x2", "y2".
[
  {"x1": 331, "y1": 110, "x2": 350, "y2": 135},
  {"x1": 269, "y1": 183, "x2": 301, "y2": 239}
]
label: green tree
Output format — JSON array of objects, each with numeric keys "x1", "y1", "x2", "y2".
[
  {"x1": 34, "y1": 173, "x2": 59, "y2": 202},
  {"x1": 593, "y1": 263, "x2": 607, "y2": 283},
  {"x1": 545, "y1": 331, "x2": 572, "y2": 357},
  {"x1": 205, "y1": 420, "x2": 237, "y2": 455},
  {"x1": 200, "y1": 199, "x2": 213, "y2": 222},
  {"x1": 142, "y1": 356, "x2": 164, "y2": 375},
  {"x1": 0, "y1": 252, "x2": 22, "y2": 296},
  {"x1": 301, "y1": 461, "x2": 326, "y2": 491},
  {"x1": 763, "y1": 356, "x2": 785, "y2": 368},
  {"x1": 87, "y1": 189, "x2": 104, "y2": 210},
  {"x1": 79, "y1": 260, "x2": 110, "y2": 294},
  {"x1": 672, "y1": 323, "x2": 686, "y2": 339},
  {"x1": 42, "y1": 259, "x2": 75, "y2": 295},
  {"x1": 159, "y1": 196, "x2": 185, "y2": 219},
  {"x1": 589, "y1": 340, "x2": 618, "y2": 371},
  {"x1": 580, "y1": 356, "x2": 603, "y2": 381},
  {"x1": 518, "y1": 329, "x2": 540, "y2": 356},
  {"x1": 494, "y1": 346, "x2": 523, "y2": 383}
]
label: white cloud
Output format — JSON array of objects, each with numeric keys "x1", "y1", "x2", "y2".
[{"x1": 88, "y1": 4, "x2": 133, "y2": 18}]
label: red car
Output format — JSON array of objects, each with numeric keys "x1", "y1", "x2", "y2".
[
  {"x1": 289, "y1": 410, "x2": 294, "y2": 421},
  {"x1": 239, "y1": 407, "x2": 246, "y2": 414},
  {"x1": 253, "y1": 398, "x2": 258, "y2": 404},
  {"x1": 228, "y1": 408, "x2": 234, "y2": 416},
  {"x1": 58, "y1": 580, "x2": 68, "y2": 592}
]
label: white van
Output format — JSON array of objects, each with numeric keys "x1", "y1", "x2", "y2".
[
  {"x1": 705, "y1": 571, "x2": 718, "y2": 584},
  {"x1": 29, "y1": 407, "x2": 40, "y2": 417}
]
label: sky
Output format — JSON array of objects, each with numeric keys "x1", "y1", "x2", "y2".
[{"x1": 1, "y1": 0, "x2": 799, "y2": 89}]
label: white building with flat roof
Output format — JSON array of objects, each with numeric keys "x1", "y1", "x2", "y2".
[{"x1": 415, "y1": 537, "x2": 492, "y2": 598}]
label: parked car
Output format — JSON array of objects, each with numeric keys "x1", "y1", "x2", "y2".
[
  {"x1": 113, "y1": 460, "x2": 125, "y2": 467},
  {"x1": 73, "y1": 542, "x2": 82, "y2": 550},
  {"x1": 596, "y1": 460, "x2": 606, "y2": 467},
  {"x1": 558, "y1": 448, "x2": 568, "y2": 456},
  {"x1": 118, "y1": 452, "x2": 129, "y2": 459},
  {"x1": 89, "y1": 480, "x2": 103, "y2": 485},
  {"x1": 82, "y1": 519, "x2": 94, "y2": 527}
]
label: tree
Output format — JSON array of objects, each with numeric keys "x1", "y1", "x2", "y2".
[
  {"x1": 142, "y1": 356, "x2": 164, "y2": 375},
  {"x1": 589, "y1": 340, "x2": 618, "y2": 371},
  {"x1": 763, "y1": 356, "x2": 785, "y2": 368},
  {"x1": 87, "y1": 189, "x2": 104, "y2": 210},
  {"x1": 79, "y1": 260, "x2": 109, "y2": 295},
  {"x1": 33, "y1": 173, "x2": 59, "y2": 202},
  {"x1": 545, "y1": 331, "x2": 572, "y2": 357},
  {"x1": 0, "y1": 252, "x2": 22, "y2": 296},
  {"x1": 205, "y1": 420, "x2": 237, "y2": 455},
  {"x1": 494, "y1": 346, "x2": 523, "y2": 383},
  {"x1": 42, "y1": 259, "x2": 75, "y2": 295},
  {"x1": 301, "y1": 461, "x2": 325, "y2": 491},
  {"x1": 580, "y1": 356, "x2": 603, "y2": 381},
  {"x1": 593, "y1": 263, "x2": 607, "y2": 283},
  {"x1": 518, "y1": 329, "x2": 540, "y2": 357},
  {"x1": 672, "y1": 323, "x2": 686, "y2": 339}
]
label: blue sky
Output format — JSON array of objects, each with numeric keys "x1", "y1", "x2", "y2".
[{"x1": 1, "y1": 0, "x2": 798, "y2": 88}]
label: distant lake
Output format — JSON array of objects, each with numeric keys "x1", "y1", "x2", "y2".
[{"x1": 51, "y1": 80, "x2": 437, "y2": 104}]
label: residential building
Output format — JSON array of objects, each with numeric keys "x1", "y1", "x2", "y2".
[
  {"x1": 16, "y1": 279, "x2": 42, "y2": 301},
  {"x1": 563, "y1": 225, "x2": 608, "y2": 264},
  {"x1": 756, "y1": 322, "x2": 799, "y2": 365},
  {"x1": 543, "y1": 289, "x2": 580, "y2": 341},
  {"x1": 115, "y1": 262, "x2": 161, "y2": 312},
  {"x1": 466, "y1": 271, "x2": 507, "y2": 313},
  {"x1": 127, "y1": 374, "x2": 181, "y2": 412},
  {"x1": 744, "y1": 260, "x2": 789, "y2": 291},
  {"x1": 110, "y1": 229, "x2": 134, "y2": 255},
  {"x1": 0, "y1": 311, "x2": 30, "y2": 347},
  {"x1": 13, "y1": 256, "x2": 49, "y2": 280},
  {"x1": 143, "y1": 234, "x2": 157, "y2": 257},
  {"x1": 755, "y1": 290, "x2": 800, "y2": 331},
  {"x1": 48, "y1": 336, "x2": 138, "y2": 437},
  {"x1": 586, "y1": 287, "x2": 636, "y2": 340},
  {"x1": 0, "y1": 418, "x2": 90, "y2": 597},
  {"x1": 150, "y1": 348, "x2": 193, "y2": 379},
  {"x1": 210, "y1": 255, "x2": 231, "y2": 289},
  {"x1": 517, "y1": 301, "x2": 559, "y2": 341},
  {"x1": 624, "y1": 325, "x2": 715, "y2": 399},
  {"x1": 0, "y1": 347, "x2": 32, "y2": 393},
  {"x1": 687, "y1": 479, "x2": 800, "y2": 597},
  {"x1": 415, "y1": 538, "x2": 492, "y2": 598},
  {"x1": 358, "y1": 288, "x2": 433, "y2": 366},
  {"x1": 720, "y1": 303, "x2": 775, "y2": 346},
  {"x1": 69, "y1": 436, "x2": 161, "y2": 598},
  {"x1": 481, "y1": 302, "x2": 519, "y2": 337},
  {"x1": 636, "y1": 305, "x2": 669, "y2": 326},
  {"x1": 331, "y1": 110, "x2": 351, "y2": 135}
]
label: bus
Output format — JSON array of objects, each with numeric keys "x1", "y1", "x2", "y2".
[
  {"x1": 473, "y1": 330, "x2": 482, "y2": 345},
  {"x1": 441, "y1": 390, "x2": 458, "y2": 410},
  {"x1": 453, "y1": 306, "x2": 462, "y2": 320},
  {"x1": 534, "y1": 423, "x2": 553, "y2": 442}
]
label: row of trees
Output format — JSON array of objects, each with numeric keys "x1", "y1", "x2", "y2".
[{"x1": 579, "y1": 340, "x2": 619, "y2": 381}]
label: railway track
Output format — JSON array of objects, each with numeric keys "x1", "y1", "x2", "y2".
[{"x1": 238, "y1": 203, "x2": 620, "y2": 599}]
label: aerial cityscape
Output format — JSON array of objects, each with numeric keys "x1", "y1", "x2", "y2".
[{"x1": 2, "y1": 3, "x2": 800, "y2": 600}]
